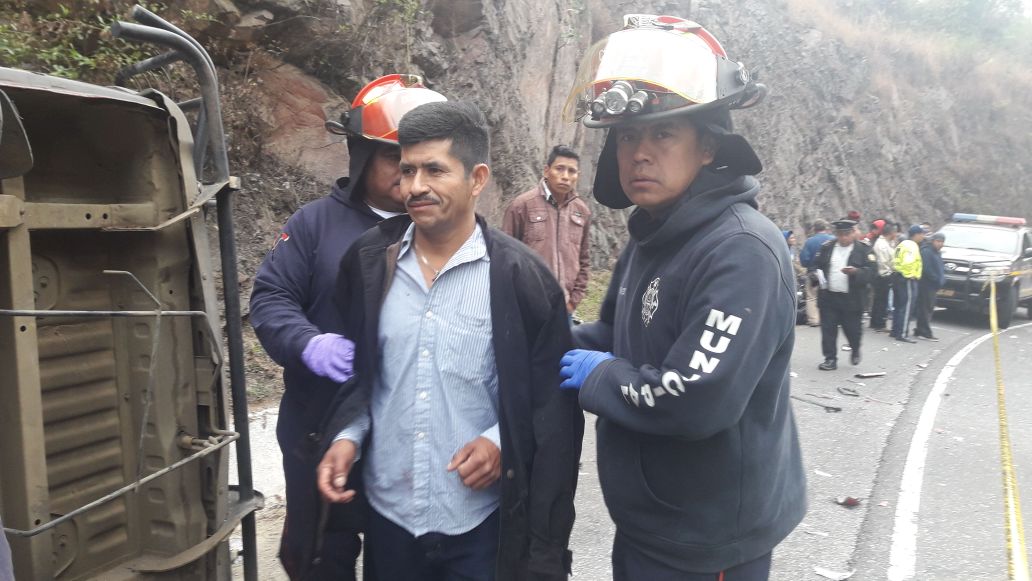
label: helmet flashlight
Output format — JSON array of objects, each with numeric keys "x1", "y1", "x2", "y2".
[
  {"x1": 626, "y1": 90, "x2": 650, "y2": 114},
  {"x1": 602, "y1": 81, "x2": 634, "y2": 115}
]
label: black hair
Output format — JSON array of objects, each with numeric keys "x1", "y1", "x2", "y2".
[
  {"x1": 397, "y1": 101, "x2": 489, "y2": 174},
  {"x1": 547, "y1": 145, "x2": 579, "y2": 166}
]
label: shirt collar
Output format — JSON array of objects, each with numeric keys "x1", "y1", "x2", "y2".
[
  {"x1": 398, "y1": 222, "x2": 490, "y2": 266},
  {"x1": 540, "y1": 179, "x2": 554, "y2": 203}
]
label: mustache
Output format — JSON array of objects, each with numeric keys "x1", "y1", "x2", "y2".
[{"x1": 406, "y1": 193, "x2": 440, "y2": 206}]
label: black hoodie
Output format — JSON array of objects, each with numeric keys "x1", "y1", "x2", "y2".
[
  {"x1": 249, "y1": 136, "x2": 384, "y2": 577},
  {"x1": 573, "y1": 170, "x2": 807, "y2": 572}
]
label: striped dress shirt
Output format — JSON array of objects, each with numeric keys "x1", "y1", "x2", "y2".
[{"x1": 337, "y1": 223, "x2": 500, "y2": 536}]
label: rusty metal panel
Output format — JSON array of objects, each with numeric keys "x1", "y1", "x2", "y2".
[
  {"x1": 1, "y1": 69, "x2": 235, "y2": 580},
  {"x1": 0, "y1": 195, "x2": 22, "y2": 229},
  {"x1": 0, "y1": 176, "x2": 54, "y2": 580}
]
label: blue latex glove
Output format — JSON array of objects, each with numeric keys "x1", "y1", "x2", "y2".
[
  {"x1": 301, "y1": 333, "x2": 355, "y2": 383},
  {"x1": 559, "y1": 349, "x2": 614, "y2": 390}
]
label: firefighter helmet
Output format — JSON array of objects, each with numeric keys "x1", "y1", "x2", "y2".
[{"x1": 325, "y1": 74, "x2": 447, "y2": 144}]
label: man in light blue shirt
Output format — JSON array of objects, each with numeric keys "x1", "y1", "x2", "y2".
[
  {"x1": 335, "y1": 222, "x2": 502, "y2": 537},
  {"x1": 317, "y1": 101, "x2": 582, "y2": 581}
]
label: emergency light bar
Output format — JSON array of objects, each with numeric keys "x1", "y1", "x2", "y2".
[{"x1": 952, "y1": 213, "x2": 1026, "y2": 227}]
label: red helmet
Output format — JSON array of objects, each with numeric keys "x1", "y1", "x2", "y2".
[{"x1": 325, "y1": 74, "x2": 447, "y2": 143}]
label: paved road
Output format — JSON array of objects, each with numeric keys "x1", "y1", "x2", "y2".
[
  {"x1": 236, "y1": 308, "x2": 1032, "y2": 580},
  {"x1": 570, "y1": 308, "x2": 1032, "y2": 580}
]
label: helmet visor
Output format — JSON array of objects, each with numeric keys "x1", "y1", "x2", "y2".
[
  {"x1": 355, "y1": 87, "x2": 447, "y2": 142},
  {"x1": 562, "y1": 28, "x2": 719, "y2": 123}
]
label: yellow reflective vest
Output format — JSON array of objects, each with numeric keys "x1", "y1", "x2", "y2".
[{"x1": 893, "y1": 239, "x2": 922, "y2": 280}]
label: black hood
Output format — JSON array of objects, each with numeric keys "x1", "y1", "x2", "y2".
[
  {"x1": 592, "y1": 108, "x2": 763, "y2": 210},
  {"x1": 330, "y1": 135, "x2": 379, "y2": 207},
  {"x1": 628, "y1": 170, "x2": 760, "y2": 249}
]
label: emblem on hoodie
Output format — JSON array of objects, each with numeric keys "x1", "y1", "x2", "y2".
[
  {"x1": 272, "y1": 231, "x2": 290, "y2": 251},
  {"x1": 641, "y1": 277, "x2": 660, "y2": 326}
]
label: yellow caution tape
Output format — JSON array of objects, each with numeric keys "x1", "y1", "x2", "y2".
[{"x1": 988, "y1": 278, "x2": 1031, "y2": 581}]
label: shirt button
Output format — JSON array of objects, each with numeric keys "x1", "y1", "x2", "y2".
[
  {"x1": 425, "y1": 310, "x2": 433, "y2": 319},
  {"x1": 421, "y1": 349, "x2": 430, "y2": 358},
  {"x1": 506, "y1": 469, "x2": 515, "y2": 479},
  {"x1": 416, "y1": 432, "x2": 425, "y2": 440},
  {"x1": 419, "y1": 391, "x2": 428, "y2": 400}
]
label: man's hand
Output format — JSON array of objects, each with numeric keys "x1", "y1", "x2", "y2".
[
  {"x1": 301, "y1": 333, "x2": 355, "y2": 383},
  {"x1": 841, "y1": 266, "x2": 857, "y2": 275},
  {"x1": 317, "y1": 439, "x2": 359, "y2": 503},
  {"x1": 559, "y1": 349, "x2": 614, "y2": 390},
  {"x1": 567, "y1": 300, "x2": 576, "y2": 314},
  {"x1": 447, "y1": 436, "x2": 501, "y2": 490}
]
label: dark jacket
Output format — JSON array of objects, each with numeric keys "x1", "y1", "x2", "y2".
[
  {"x1": 248, "y1": 136, "x2": 382, "y2": 578},
  {"x1": 323, "y1": 214, "x2": 584, "y2": 581},
  {"x1": 919, "y1": 241, "x2": 946, "y2": 290},
  {"x1": 814, "y1": 239, "x2": 878, "y2": 311},
  {"x1": 572, "y1": 171, "x2": 806, "y2": 572}
]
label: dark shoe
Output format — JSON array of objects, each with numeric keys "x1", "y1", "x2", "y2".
[
  {"x1": 896, "y1": 336, "x2": 917, "y2": 344},
  {"x1": 872, "y1": 327, "x2": 889, "y2": 333},
  {"x1": 818, "y1": 359, "x2": 837, "y2": 371},
  {"x1": 889, "y1": 332, "x2": 900, "y2": 339},
  {"x1": 921, "y1": 335, "x2": 940, "y2": 342},
  {"x1": 851, "y1": 351, "x2": 862, "y2": 366}
]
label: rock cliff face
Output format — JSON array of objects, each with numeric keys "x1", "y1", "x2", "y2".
[{"x1": 8, "y1": 0, "x2": 1030, "y2": 271}]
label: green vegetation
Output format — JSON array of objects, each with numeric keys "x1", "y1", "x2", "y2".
[
  {"x1": 576, "y1": 270, "x2": 612, "y2": 323},
  {"x1": 0, "y1": 1, "x2": 211, "y2": 82}
]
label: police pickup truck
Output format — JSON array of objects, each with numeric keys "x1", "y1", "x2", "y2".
[{"x1": 935, "y1": 213, "x2": 1032, "y2": 329}]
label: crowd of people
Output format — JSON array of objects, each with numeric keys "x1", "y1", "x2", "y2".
[
  {"x1": 249, "y1": 13, "x2": 804, "y2": 581},
  {"x1": 785, "y1": 214, "x2": 948, "y2": 370}
]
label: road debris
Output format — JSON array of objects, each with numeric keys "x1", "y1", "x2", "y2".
[
  {"x1": 814, "y1": 566, "x2": 855, "y2": 580},
  {"x1": 878, "y1": 501, "x2": 890, "y2": 507},
  {"x1": 806, "y1": 392, "x2": 837, "y2": 400},
  {"x1": 917, "y1": 363, "x2": 928, "y2": 369},
  {"x1": 791, "y1": 394, "x2": 842, "y2": 412},
  {"x1": 790, "y1": 371, "x2": 799, "y2": 378},
  {"x1": 834, "y1": 496, "x2": 862, "y2": 508},
  {"x1": 837, "y1": 386, "x2": 860, "y2": 397},
  {"x1": 814, "y1": 469, "x2": 833, "y2": 477},
  {"x1": 841, "y1": 345, "x2": 852, "y2": 351},
  {"x1": 855, "y1": 371, "x2": 886, "y2": 378}
]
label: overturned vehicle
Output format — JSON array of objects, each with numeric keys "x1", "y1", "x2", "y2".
[{"x1": 1, "y1": 7, "x2": 261, "y2": 580}]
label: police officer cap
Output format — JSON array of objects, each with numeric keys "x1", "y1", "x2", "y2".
[
  {"x1": 832, "y1": 219, "x2": 857, "y2": 232},
  {"x1": 908, "y1": 224, "x2": 929, "y2": 236}
]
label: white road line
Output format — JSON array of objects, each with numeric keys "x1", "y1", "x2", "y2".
[{"x1": 887, "y1": 321, "x2": 1032, "y2": 580}]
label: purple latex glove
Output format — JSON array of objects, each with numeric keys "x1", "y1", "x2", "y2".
[{"x1": 301, "y1": 333, "x2": 355, "y2": 383}]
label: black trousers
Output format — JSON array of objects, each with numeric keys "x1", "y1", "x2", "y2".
[
  {"x1": 870, "y1": 275, "x2": 892, "y2": 329},
  {"x1": 364, "y1": 508, "x2": 499, "y2": 581},
  {"x1": 613, "y1": 534, "x2": 772, "y2": 581},
  {"x1": 280, "y1": 444, "x2": 362, "y2": 581},
  {"x1": 914, "y1": 285, "x2": 937, "y2": 337},
  {"x1": 819, "y1": 291, "x2": 862, "y2": 360},
  {"x1": 891, "y1": 276, "x2": 917, "y2": 338}
]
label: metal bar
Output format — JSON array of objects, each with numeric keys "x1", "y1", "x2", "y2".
[
  {"x1": 114, "y1": 50, "x2": 183, "y2": 87},
  {"x1": 0, "y1": 309, "x2": 206, "y2": 317},
  {"x1": 111, "y1": 14, "x2": 257, "y2": 579},
  {"x1": 131, "y1": 490, "x2": 264, "y2": 573},
  {"x1": 130, "y1": 5, "x2": 216, "y2": 180},
  {"x1": 176, "y1": 97, "x2": 202, "y2": 111},
  {"x1": 3, "y1": 433, "x2": 239, "y2": 538}
]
